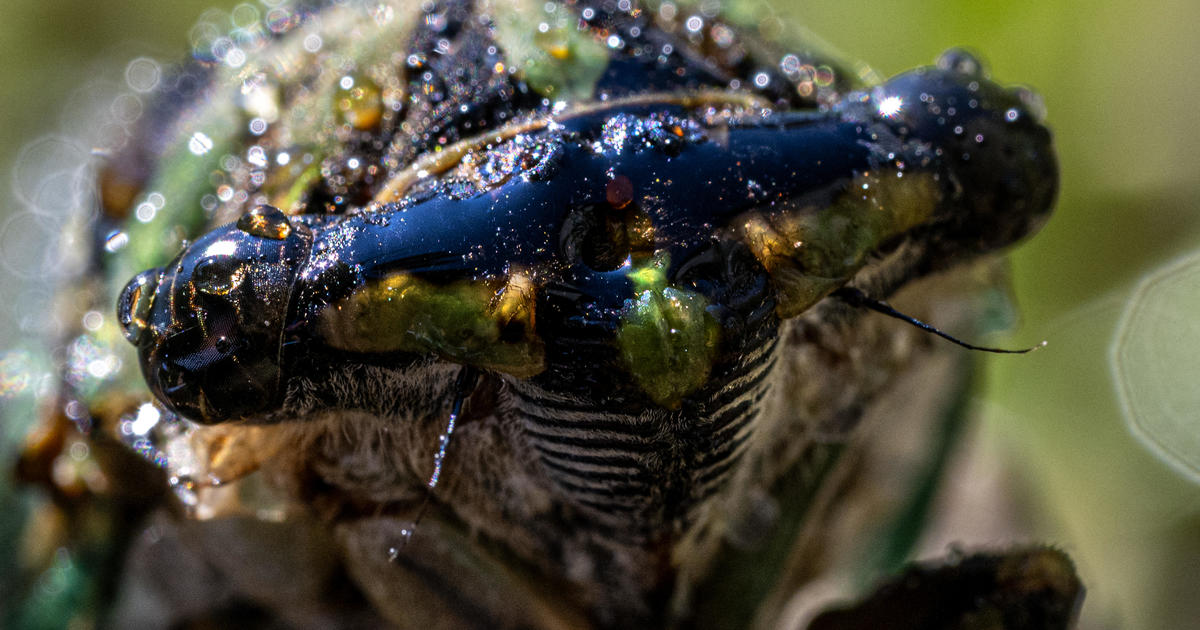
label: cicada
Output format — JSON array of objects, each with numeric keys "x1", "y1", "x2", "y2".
[{"x1": 10, "y1": 1, "x2": 1074, "y2": 628}]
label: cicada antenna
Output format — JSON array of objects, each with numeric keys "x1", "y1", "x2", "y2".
[{"x1": 833, "y1": 287, "x2": 1046, "y2": 354}]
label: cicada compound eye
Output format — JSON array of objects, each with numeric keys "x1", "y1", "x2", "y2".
[{"x1": 870, "y1": 52, "x2": 1058, "y2": 254}]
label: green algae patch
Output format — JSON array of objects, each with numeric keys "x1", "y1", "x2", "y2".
[
  {"x1": 741, "y1": 170, "x2": 940, "y2": 318},
  {"x1": 320, "y1": 272, "x2": 544, "y2": 377},
  {"x1": 618, "y1": 258, "x2": 720, "y2": 408}
]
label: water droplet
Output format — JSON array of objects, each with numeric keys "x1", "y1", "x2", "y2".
[
  {"x1": 386, "y1": 522, "x2": 418, "y2": 561},
  {"x1": 236, "y1": 204, "x2": 292, "y2": 239},
  {"x1": 1013, "y1": 86, "x2": 1048, "y2": 124},
  {"x1": 936, "y1": 47, "x2": 987, "y2": 78}
]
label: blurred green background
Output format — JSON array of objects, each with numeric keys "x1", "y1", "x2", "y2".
[{"x1": 1, "y1": 1, "x2": 1198, "y2": 628}]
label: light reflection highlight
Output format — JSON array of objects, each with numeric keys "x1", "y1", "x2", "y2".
[{"x1": 877, "y1": 95, "x2": 903, "y2": 119}]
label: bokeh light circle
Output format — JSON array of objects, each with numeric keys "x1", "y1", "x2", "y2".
[
  {"x1": 0, "y1": 210, "x2": 59, "y2": 279},
  {"x1": 124, "y1": 57, "x2": 161, "y2": 93},
  {"x1": 1112, "y1": 250, "x2": 1200, "y2": 483}
]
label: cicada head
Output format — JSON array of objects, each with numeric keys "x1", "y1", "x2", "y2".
[{"x1": 117, "y1": 206, "x2": 311, "y2": 423}]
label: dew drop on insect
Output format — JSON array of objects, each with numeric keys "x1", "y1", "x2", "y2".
[
  {"x1": 386, "y1": 522, "x2": 419, "y2": 562},
  {"x1": 936, "y1": 47, "x2": 986, "y2": 79},
  {"x1": 1013, "y1": 86, "x2": 1048, "y2": 124},
  {"x1": 236, "y1": 204, "x2": 292, "y2": 240},
  {"x1": 1112, "y1": 250, "x2": 1200, "y2": 483}
]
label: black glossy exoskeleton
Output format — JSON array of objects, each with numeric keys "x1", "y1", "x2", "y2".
[
  {"x1": 121, "y1": 66, "x2": 1053, "y2": 511},
  {"x1": 108, "y1": 2, "x2": 1061, "y2": 628}
]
